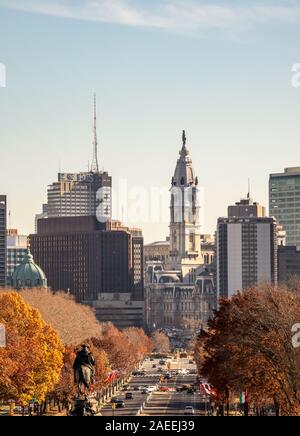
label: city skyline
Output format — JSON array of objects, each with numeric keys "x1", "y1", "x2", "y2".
[{"x1": 0, "y1": 1, "x2": 300, "y2": 243}]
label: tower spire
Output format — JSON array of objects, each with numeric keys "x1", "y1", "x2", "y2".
[{"x1": 91, "y1": 93, "x2": 99, "y2": 173}]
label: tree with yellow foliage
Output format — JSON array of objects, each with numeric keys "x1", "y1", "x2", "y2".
[{"x1": 0, "y1": 291, "x2": 64, "y2": 406}]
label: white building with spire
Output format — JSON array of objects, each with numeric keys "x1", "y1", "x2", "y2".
[
  {"x1": 168, "y1": 130, "x2": 202, "y2": 276},
  {"x1": 145, "y1": 131, "x2": 217, "y2": 332}
]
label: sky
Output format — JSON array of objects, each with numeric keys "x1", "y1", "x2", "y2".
[{"x1": 0, "y1": 0, "x2": 300, "y2": 242}]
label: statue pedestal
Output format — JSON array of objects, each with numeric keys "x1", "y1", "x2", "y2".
[{"x1": 68, "y1": 396, "x2": 101, "y2": 416}]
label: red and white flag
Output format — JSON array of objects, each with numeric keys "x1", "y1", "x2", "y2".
[{"x1": 200, "y1": 382, "x2": 217, "y2": 396}]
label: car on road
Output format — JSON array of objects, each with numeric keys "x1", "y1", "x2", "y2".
[
  {"x1": 159, "y1": 360, "x2": 166, "y2": 365},
  {"x1": 184, "y1": 406, "x2": 195, "y2": 415},
  {"x1": 157, "y1": 367, "x2": 163, "y2": 373},
  {"x1": 187, "y1": 388, "x2": 194, "y2": 395},
  {"x1": 165, "y1": 373, "x2": 172, "y2": 379},
  {"x1": 125, "y1": 392, "x2": 133, "y2": 400},
  {"x1": 159, "y1": 386, "x2": 171, "y2": 392},
  {"x1": 147, "y1": 386, "x2": 157, "y2": 392},
  {"x1": 115, "y1": 400, "x2": 126, "y2": 409},
  {"x1": 152, "y1": 364, "x2": 157, "y2": 368},
  {"x1": 176, "y1": 386, "x2": 184, "y2": 392},
  {"x1": 142, "y1": 388, "x2": 150, "y2": 394},
  {"x1": 111, "y1": 397, "x2": 119, "y2": 403},
  {"x1": 133, "y1": 386, "x2": 140, "y2": 391}
]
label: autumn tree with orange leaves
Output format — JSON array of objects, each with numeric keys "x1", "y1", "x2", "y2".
[
  {"x1": 20, "y1": 288, "x2": 102, "y2": 345},
  {"x1": 195, "y1": 284, "x2": 300, "y2": 416},
  {"x1": 0, "y1": 292, "x2": 64, "y2": 405}
]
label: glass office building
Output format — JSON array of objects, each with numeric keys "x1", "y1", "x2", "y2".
[{"x1": 269, "y1": 167, "x2": 300, "y2": 248}]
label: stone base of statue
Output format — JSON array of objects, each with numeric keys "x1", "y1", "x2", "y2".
[{"x1": 68, "y1": 395, "x2": 101, "y2": 417}]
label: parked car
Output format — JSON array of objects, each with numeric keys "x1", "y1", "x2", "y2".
[
  {"x1": 184, "y1": 406, "x2": 195, "y2": 415},
  {"x1": 115, "y1": 400, "x2": 126, "y2": 409},
  {"x1": 125, "y1": 392, "x2": 133, "y2": 400}
]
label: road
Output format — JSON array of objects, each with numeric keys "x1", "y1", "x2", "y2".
[{"x1": 101, "y1": 355, "x2": 206, "y2": 417}]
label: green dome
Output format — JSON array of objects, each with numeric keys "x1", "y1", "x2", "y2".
[{"x1": 12, "y1": 249, "x2": 47, "y2": 290}]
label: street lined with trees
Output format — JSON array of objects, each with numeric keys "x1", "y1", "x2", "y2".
[
  {"x1": 0, "y1": 289, "x2": 152, "y2": 415},
  {"x1": 195, "y1": 284, "x2": 300, "y2": 416}
]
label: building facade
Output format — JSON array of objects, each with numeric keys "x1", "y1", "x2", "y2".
[
  {"x1": 0, "y1": 196, "x2": 7, "y2": 288},
  {"x1": 30, "y1": 216, "x2": 144, "y2": 304},
  {"x1": 145, "y1": 235, "x2": 215, "y2": 267},
  {"x1": 278, "y1": 245, "x2": 300, "y2": 284},
  {"x1": 269, "y1": 167, "x2": 300, "y2": 247},
  {"x1": 47, "y1": 171, "x2": 112, "y2": 223},
  {"x1": 217, "y1": 197, "x2": 278, "y2": 299},
  {"x1": 90, "y1": 293, "x2": 144, "y2": 329},
  {"x1": 6, "y1": 229, "x2": 28, "y2": 285}
]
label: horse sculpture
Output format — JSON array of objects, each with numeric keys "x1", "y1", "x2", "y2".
[{"x1": 73, "y1": 344, "x2": 96, "y2": 396}]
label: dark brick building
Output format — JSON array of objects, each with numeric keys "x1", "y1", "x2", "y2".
[
  {"x1": 278, "y1": 245, "x2": 300, "y2": 283},
  {"x1": 30, "y1": 216, "x2": 144, "y2": 302}
]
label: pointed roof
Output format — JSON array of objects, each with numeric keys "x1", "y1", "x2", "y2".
[{"x1": 173, "y1": 130, "x2": 195, "y2": 187}]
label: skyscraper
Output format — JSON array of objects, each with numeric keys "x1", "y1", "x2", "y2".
[
  {"x1": 47, "y1": 171, "x2": 112, "y2": 222},
  {"x1": 30, "y1": 216, "x2": 144, "y2": 302},
  {"x1": 42, "y1": 95, "x2": 112, "y2": 223},
  {"x1": 217, "y1": 196, "x2": 278, "y2": 298},
  {"x1": 269, "y1": 167, "x2": 300, "y2": 247},
  {"x1": 0, "y1": 196, "x2": 6, "y2": 287}
]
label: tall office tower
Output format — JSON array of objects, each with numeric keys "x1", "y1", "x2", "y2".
[
  {"x1": 47, "y1": 171, "x2": 112, "y2": 222},
  {"x1": 6, "y1": 229, "x2": 28, "y2": 285},
  {"x1": 168, "y1": 130, "x2": 202, "y2": 274},
  {"x1": 217, "y1": 197, "x2": 278, "y2": 299},
  {"x1": 278, "y1": 245, "x2": 300, "y2": 284},
  {"x1": 228, "y1": 196, "x2": 266, "y2": 218},
  {"x1": 44, "y1": 95, "x2": 112, "y2": 223},
  {"x1": 269, "y1": 167, "x2": 300, "y2": 247},
  {"x1": 30, "y1": 216, "x2": 143, "y2": 302},
  {"x1": 0, "y1": 196, "x2": 6, "y2": 287}
]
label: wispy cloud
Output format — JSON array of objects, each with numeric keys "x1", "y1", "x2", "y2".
[{"x1": 1, "y1": 0, "x2": 300, "y2": 36}]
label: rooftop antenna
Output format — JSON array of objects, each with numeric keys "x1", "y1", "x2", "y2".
[
  {"x1": 8, "y1": 210, "x2": 11, "y2": 229},
  {"x1": 91, "y1": 93, "x2": 99, "y2": 173},
  {"x1": 247, "y1": 178, "x2": 251, "y2": 199}
]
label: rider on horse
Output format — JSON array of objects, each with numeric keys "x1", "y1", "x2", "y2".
[{"x1": 73, "y1": 344, "x2": 96, "y2": 393}]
